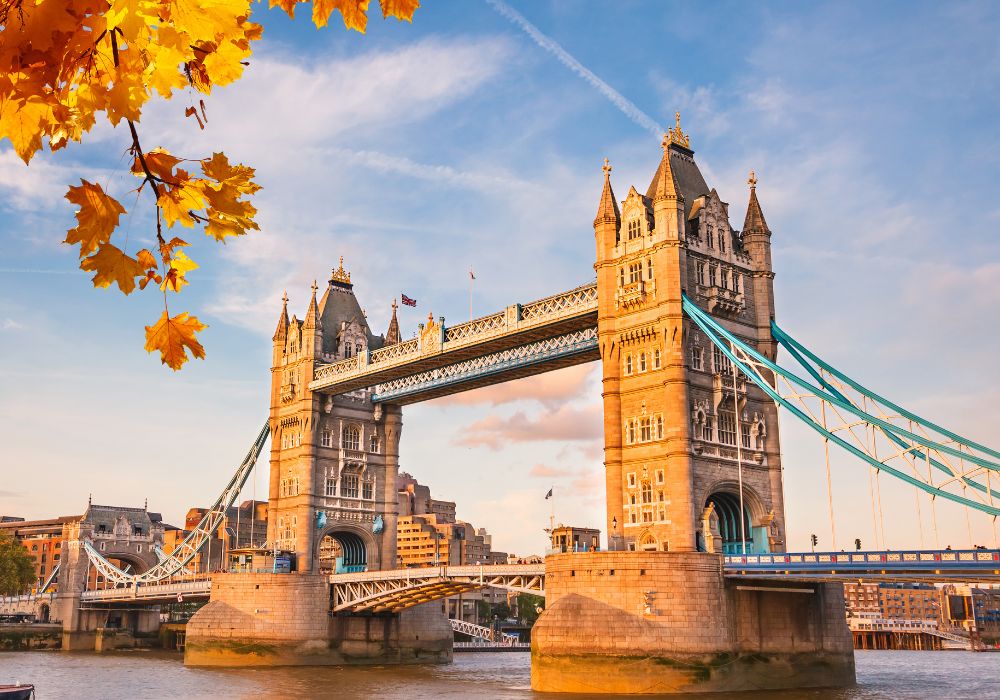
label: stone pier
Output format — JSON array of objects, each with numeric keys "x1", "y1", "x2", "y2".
[
  {"x1": 531, "y1": 552, "x2": 855, "y2": 694},
  {"x1": 184, "y1": 573, "x2": 452, "y2": 666}
]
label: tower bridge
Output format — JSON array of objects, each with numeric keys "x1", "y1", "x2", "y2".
[{"x1": 9, "y1": 115, "x2": 1000, "y2": 694}]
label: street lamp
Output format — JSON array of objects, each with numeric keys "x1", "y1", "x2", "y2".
[{"x1": 611, "y1": 516, "x2": 618, "y2": 552}]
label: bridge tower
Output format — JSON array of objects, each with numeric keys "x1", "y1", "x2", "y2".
[
  {"x1": 267, "y1": 259, "x2": 401, "y2": 573},
  {"x1": 594, "y1": 115, "x2": 785, "y2": 555}
]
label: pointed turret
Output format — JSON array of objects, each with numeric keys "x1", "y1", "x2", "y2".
[
  {"x1": 742, "y1": 170, "x2": 770, "y2": 234},
  {"x1": 272, "y1": 291, "x2": 289, "y2": 342},
  {"x1": 594, "y1": 158, "x2": 620, "y2": 226},
  {"x1": 650, "y1": 135, "x2": 682, "y2": 203},
  {"x1": 385, "y1": 299, "x2": 401, "y2": 345},
  {"x1": 303, "y1": 280, "x2": 321, "y2": 331}
]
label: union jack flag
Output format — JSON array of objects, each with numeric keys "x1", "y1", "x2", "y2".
[{"x1": 401, "y1": 293, "x2": 417, "y2": 307}]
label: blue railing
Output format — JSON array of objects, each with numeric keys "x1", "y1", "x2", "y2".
[{"x1": 725, "y1": 549, "x2": 1000, "y2": 575}]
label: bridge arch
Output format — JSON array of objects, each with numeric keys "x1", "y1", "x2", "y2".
[
  {"x1": 316, "y1": 523, "x2": 379, "y2": 574},
  {"x1": 702, "y1": 482, "x2": 770, "y2": 555}
]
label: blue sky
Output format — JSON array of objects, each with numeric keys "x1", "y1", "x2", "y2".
[{"x1": 1, "y1": 0, "x2": 998, "y2": 555}]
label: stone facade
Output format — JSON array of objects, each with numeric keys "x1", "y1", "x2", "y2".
[
  {"x1": 532, "y1": 552, "x2": 854, "y2": 694},
  {"x1": 268, "y1": 261, "x2": 401, "y2": 573},
  {"x1": 594, "y1": 117, "x2": 785, "y2": 554}
]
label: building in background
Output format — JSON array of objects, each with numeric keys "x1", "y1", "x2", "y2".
[
  {"x1": 943, "y1": 584, "x2": 1000, "y2": 643},
  {"x1": 548, "y1": 525, "x2": 601, "y2": 554},
  {"x1": 162, "y1": 500, "x2": 268, "y2": 573}
]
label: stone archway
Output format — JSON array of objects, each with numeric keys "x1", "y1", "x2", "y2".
[
  {"x1": 38, "y1": 602, "x2": 50, "y2": 623},
  {"x1": 315, "y1": 523, "x2": 378, "y2": 575},
  {"x1": 702, "y1": 483, "x2": 770, "y2": 555}
]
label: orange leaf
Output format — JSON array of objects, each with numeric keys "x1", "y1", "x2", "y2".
[
  {"x1": 380, "y1": 0, "x2": 419, "y2": 21},
  {"x1": 80, "y1": 243, "x2": 146, "y2": 295},
  {"x1": 313, "y1": 0, "x2": 370, "y2": 31},
  {"x1": 63, "y1": 181, "x2": 127, "y2": 257},
  {"x1": 160, "y1": 250, "x2": 199, "y2": 292},
  {"x1": 144, "y1": 311, "x2": 207, "y2": 370},
  {"x1": 0, "y1": 95, "x2": 51, "y2": 164}
]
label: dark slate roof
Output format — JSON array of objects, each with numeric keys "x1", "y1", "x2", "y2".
[
  {"x1": 645, "y1": 145, "x2": 710, "y2": 219},
  {"x1": 317, "y1": 280, "x2": 381, "y2": 355}
]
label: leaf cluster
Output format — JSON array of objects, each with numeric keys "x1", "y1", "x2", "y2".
[
  {"x1": 0, "y1": 0, "x2": 419, "y2": 369},
  {"x1": 0, "y1": 532, "x2": 36, "y2": 597}
]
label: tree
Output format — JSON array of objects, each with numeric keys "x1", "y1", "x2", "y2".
[
  {"x1": 0, "y1": 0, "x2": 420, "y2": 369},
  {"x1": 517, "y1": 593, "x2": 544, "y2": 624},
  {"x1": 0, "y1": 532, "x2": 36, "y2": 596}
]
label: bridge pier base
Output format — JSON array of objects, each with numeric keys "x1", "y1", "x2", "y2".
[
  {"x1": 183, "y1": 573, "x2": 452, "y2": 667},
  {"x1": 531, "y1": 552, "x2": 855, "y2": 695}
]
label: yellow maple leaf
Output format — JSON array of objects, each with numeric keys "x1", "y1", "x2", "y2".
[
  {"x1": 380, "y1": 0, "x2": 419, "y2": 21},
  {"x1": 132, "y1": 147, "x2": 183, "y2": 182},
  {"x1": 80, "y1": 243, "x2": 146, "y2": 295},
  {"x1": 144, "y1": 311, "x2": 207, "y2": 370},
  {"x1": 0, "y1": 95, "x2": 52, "y2": 164},
  {"x1": 158, "y1": 173, "x2": 208, "y2": 227},
  {"x1": 63, "y1": 180, "x2": 128, "y2": 257},
  {"x1": 160, "y1": 249, "x2": 199, "y2": 292},
  {"x1": 201, "y1": 152, "x2": 259, "y2": 192},
  {"x1": 202, "y1": 38, "x2": 252, "y2": 86},
  {"x1": 313, "y1": 0, "x2": 370, "y2": 31}
]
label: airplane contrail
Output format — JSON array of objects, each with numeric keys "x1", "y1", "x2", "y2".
[{"x1": 486, "y1": 0, "x2": 664, "y2": 139}]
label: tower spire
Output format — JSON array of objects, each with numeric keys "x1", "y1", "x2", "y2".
[
  {"x1": 650, "y1": 132, "x2": 682, "y2": 202},
  {"x1": 304, "y1": 280, "x2": 321, "y2": 330},
  {"x1": 385, "y1": 299, "x2": 401, "y2": 345},
  {"x1": 594, "y1": 157, "x2": 620, "y2": 226},
  {"x1": 273, "y1": 291, "x2": 289, "y2": 341},
  {"x1": 742, "y1": 170, "x2": 770, "y2": 234}
]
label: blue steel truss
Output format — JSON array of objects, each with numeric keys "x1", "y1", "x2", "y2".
[
  {"x1": 372, "y1": 327, "x2": 598, "y2": 403},
  {"x1": 682, "y1": 295, "x2": 1000, "y2": 518}
]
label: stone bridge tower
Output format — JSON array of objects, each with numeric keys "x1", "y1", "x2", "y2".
[
  {"x1": 594, "y1": 115, "x2": 786, "y2": 555},
  {"x1": 267, "y1": 259, "x2": 401, "y2": 573}
]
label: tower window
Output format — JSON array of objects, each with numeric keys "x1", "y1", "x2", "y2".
[
  {"x1": 342, "y1": 425, "x2": 361, "y2": 451},
  {"x1": 640, "y1": 417, "x2": 652, "y2": 442},
  {"x1": 627, "y1": 473, "x2": 636, "y2": 488},
  {"x1": 702, "y1": 417, "x2": 714, "y2": 441},
  {"x1": 656, "y1": 415, "x2": 664, "y2": 439},
  {"x1": 321, "y1": 430, "x2": 333, "y2": 448},
  {"x1": 718, "y1": 411, "x2": 737, "y2": 446},
  {"x1": 628, "y1": 262, "x2": 642, "y2": 284},
  {"x1": 656, "y1": 469, "x2": 664, "y2": 485},
  {"x1": 653, "y1": 348, "x2": 661, "y2": 369},
  {"x1": 712, "y1": 346, "x2": 732, "y2": 375},
  {"x1": 342, "y1": 474, "x2": 359, "y2": 499},
  {"x1": 697, "y1": 262, "x2": 706, "y2": 285},
  {"x1": 619, "y1": 267, "x2": 625, "y2": 287},
  {"x1": 325, "y1": 478, "x2": 336, "y2": 497},
  {"x1": 369, "y1": 433, "x2": 380, "y2": 453},
  {"x1": 691, "y1": 346, "x2": 703, "y2": 371},
  {"x1": 627, "y1": 218, "x2": 641, "y2": 240},
  {"x1": 639, "y1": 352, "x2": 647, "y2": 372},
  {"x1": 625, "y1": 354, "x2": 633, "y2": 375},
  {"x1": 734, "y1": 274, "x2": 741, "y2": 294},
  {"x1": 719, "y1": 231, "x2": 727, "y2": 253},
  {"x1": 647, "y1": 258, "x2": 654, "y2": 280},
  {"x1": 741, "y1": 423, "x2": 752, "y2": 449},
  {"x1": 641, "y1": 482, "x2": 652, "y2": 504},
  {"x1": 709, "y1": 266, "x2": 717, "y2": 287},
  {"x1": 706, "y1": 226, "x2": 714, "y2": 249}
]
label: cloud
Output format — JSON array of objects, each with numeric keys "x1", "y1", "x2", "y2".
[
  {"x1": 429, "y1": 364, "x2": 597, "y2": 410},
  {"x1": 486, "y1": 0, "x2": 663, "y2": 139},
  {"x1": 1, "y1": 318, "x2": 23, "y2": 331},
  {"x1": 453, "y1": 403, "x2": 601, "y2": 450},
  {"x1": 528, "y1": 463, "x2": 573, "y2": 478}
]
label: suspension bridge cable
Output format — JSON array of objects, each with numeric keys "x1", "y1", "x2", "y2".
[
  {"x1": 865, "y1": 396, "x2": 887, "y2": 549},
  {"x1": 926, "y1": 447, "x2": 940, "y2": 549},
  {"x1": 819, "y1": 381, "x2": 837, "y2": 550},
  {"x1": 731, "y1": 354, "x2": 747, "y2": 555},
  {"x1": 681, "y1": 297, "x2": 1000, "y2": 516}
]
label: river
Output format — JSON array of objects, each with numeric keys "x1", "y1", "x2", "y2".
[{"x1": 2, "y1": 650, "x2": 998, "y2": 698}]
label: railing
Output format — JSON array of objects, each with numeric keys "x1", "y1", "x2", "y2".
[
  {"x1": 81, "y1": 578, "x2": 212, "y2": 602},
  {"x1": 313, "y1": 355, "x2": 360, "y2": 382},
  {"x1": 369, "y1": 338, "x2": 419, "y2": 365},
  {"x1": 725, "y1": 548, "x2": 1000, "y2": 579},
  {"x1": 445, "y1": 312, "x2": 506, "y2": 344},
  {"x1": 519, "y1": 284, "x2": 597, "y2": 321}
]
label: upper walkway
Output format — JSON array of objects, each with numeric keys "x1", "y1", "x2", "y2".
[{"x1": 308, "y1": 283, "x2": 598, "y2": 403}]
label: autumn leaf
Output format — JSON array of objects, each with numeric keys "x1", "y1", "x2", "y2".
[
  {"x1": 63, "y1": 181, "x2": 128, "y2": 257},
  {"x1": 313, "y1": 0, "x2": 370, "y2": 31},
  {"x1": 136, "y1": 248, "x2": 162, "y2": 289},
  {"x1": 160, "y1": 250, "x2": 199, "y2": 292},
  {"x1": 0, "y1": 96, "x2": 51, "y2": 164},
  {"x1": 158, "y1": 173, "x2": 208, "y2": 227},
  {"x1": 380, "y1": 0, "x2": 420, "y2": 21},
  {"x1": 80, "y1": 243, "x2": 146, "y2": 295},
  {"x1": 144, "y1": 311, "x2": 207, "y2": 370}
]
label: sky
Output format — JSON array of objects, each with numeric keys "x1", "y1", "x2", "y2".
[{"x1": 1, "y1": 0, "x2": 999, "y2": 557}]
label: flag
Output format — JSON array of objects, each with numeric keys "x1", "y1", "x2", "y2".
[
  {"x1": 544, "y1": 488, "x2": 553, "y2": 500},
  {"x1": 401, "y1": 293, "x2": 417, "y2": 307},
  {"x1": 469, "y1": 268, "x2": 476, "y2": 280}
]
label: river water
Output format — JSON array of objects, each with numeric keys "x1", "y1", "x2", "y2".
[{"x1": 1, "y1": 650, "x2": 998, "y2": 699}]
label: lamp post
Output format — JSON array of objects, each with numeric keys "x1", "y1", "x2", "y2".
[{"x1": 611, "y1": 516, "x2": 619, "y2": 552}]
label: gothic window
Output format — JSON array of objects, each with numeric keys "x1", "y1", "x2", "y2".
[
  {"x1": 627, "y1": 472, "x2": 636, "y2": 488},
  {"x1": 342, "y1": 474, "x2": 359, "y2": 499},
  {"x1": 321, "y1": 430, "x2": 333, "y2": 448},
  {"x1": 640, "y1": 417, "x2": 652, "y2": 442},
  {"x1": 733, "y1": 273, "x2": 741, "y2": 294},
  {"x1": 642, "y1": 510, "x2": 653, "y2": 523},
  {"x1": 647, "y1": 257, "x2": 654, "y2": 280},
  {"x1": 712, "y1": 346, "x2": 732, "y2": 375},
  {"x1": 719, "y1": 230, "x2": 726, "y2": 253},
  {"x1": 627, "y1": 217, "x2": 641, "y2": 240},
  {"x1": 293, "y1": 477, "x2": 300, "y2": 495},
  {"x1": 290, "y1": 338, "x2": 298, "y2": 353},
  {"x1": 625, "y1": 354, "x2": 633, "y2": 375},
  {"x1": 721, "y1": 267, "x2": 728, "y2": 289},
  {"x1": 697, "y1": 262, "x2": 706, "y2": 285},
  {"x1": 656, "y1": 415, "x2": 664, "y2": 439},
  {"x1": 344, "y1": 344, "x2": 352, "y2": 358},
  {"x1": 325, "y1": 478, "x2": 336, "y2": 497},
  {"x1": 741, "y1": 422, "x2": 752, "y2": 449},
  {"x1": 628, "y1": 262, "x2": 642, "y2": 284},
  {"x1": 627, "y1": 420, "x2": 636, "y2": 444},
  {"x1": 653, "y1": 348, "x2": 661, "y2": 369},
  {"x1": 629, "y1": 494, "x2": 636, "y2": 505},
  {"x1": 281, "y1": 433, "x2": 287, "y2": 449},
  {"x1": 691, "y1": 345, "x2": 703, "y2": 371},
  {"x1": 639, "y1": 352, "x2": 647, "y2": 372},
  {"x1": 631, "y1": 513, "x2": 637, "y2": 524},
  {"x1": 656, "y1": 469, "x2": 664, "y2": 485},
  {"x1": 369, "y1": 433, "x2": 380, "y2": 453},
  {"x1": 342, "y1": 425, "x2": 361, "y2": 451},
  {"x1": 709, "y1": 265, "x2": 717, "y2": 287},
  {"x1": 658, "y1": 490, "x2": 665, "y2": 502},
  {"x1": 619, "y1": 267, "x2": 625, "y2": 287},
  {"x1": 362, "y1": 480, "x2": 374, "y2": 500},
  {"x1": 702, "y1": 417, "x2": 714, "y2": 441},
  {"x1": 706, "y1": 226, "x2": 714, "y2": 248},
  {"x1": 641, "y1": 482, "x2": 652, "y2": 504},
  {"x1": 718, "y1": 411, "x2": 737, "y2": 446},
  {"x1": 356, "y1": 343, "x2": 363, "y2": 355}
]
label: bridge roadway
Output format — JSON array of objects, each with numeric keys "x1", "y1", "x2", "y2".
[
  {"x1": 69, "y1": 549, "x2": 1000, "y2": 607},
  {"x1": 308, "y1": 282, "x2": 598, "y2": 403}
]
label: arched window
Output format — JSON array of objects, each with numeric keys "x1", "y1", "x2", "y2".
[
  {"x1": 733, "y1": 273, "x2": 741, "y2": 294},
  {"x1": 639, "y1": 352, "x2": 647, "y2": 372},
  {"x1": 342, "y1": 425, "x2": 360, "y2": 451},
  {"x1": 627, "y1": 218, "x2": 641, "y2": 240},
  {"x1": 656, "y1": 415, "x2": 664, "y2": 439},
  {"x1": 641, "y1": 482, "x2": 652, "y2": 504},
  {"x1": 647, "y1": 257, "x2": 654, "y2": 280},
  {"x1": 369, "y1": 433, "x2": 379, "y2": 453},
  {"x1": 619, "y1": 267, "x2": 625, "y2": 287},
  {"x1": 344, "y1": 344, "x2": 352, "y2": 358},
  {"x1": 719, "y1": 230, "x2": 726, "y2": 253},
  {"x1": 706, "y1": 226, "x2": 714, "y2": 248},
  {"x1": 653, "y1": 348, "x2": 661, "y2": 369},
  {"x1": 625, "y1": 355, "x2": 633, "y2": 375}
]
